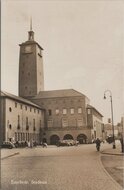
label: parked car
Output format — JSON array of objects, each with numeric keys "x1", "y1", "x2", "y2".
[
  {"x1": 57, "y1": 140, "x2": 68, "y2": 147},
  {"x1": 1, "y1": 141, "x2": 15, "y2": 149},
  {"x1": 57, "y1": 140, "x2": 79, "y2": 147}
]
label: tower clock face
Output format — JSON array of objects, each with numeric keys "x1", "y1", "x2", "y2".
[{"x1": 25, "y1": 45, "x2": 32, "y2": 53}]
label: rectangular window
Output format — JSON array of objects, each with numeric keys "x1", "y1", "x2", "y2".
[
  {"x1": 34, "y1": 109, "x2": 36, "y2": 113},
  {"x1": 9, "y1": 107, "x2": 12, "y2": 112},
  {"x1": 28, "y1": 133, "x2": 29, "y2": 141},
  {"x1": 40, "y1": 120, "x2": 42, "y2": 127},
  {"x1": 62, "y1": 118, "x2": 68, "y2": 127},
  {"x1": 33, "y1": 119, "x2": 35, "y2": 127},
  {"x1": 78, "y1": 108, "x2": 82, "y2": 114},
  {"x1": 18, "y1": 133, "x2": 20, "y2": 141},
  {"x1": 55, "y1": 109, "x2": 59, "y2": 115},
  {"x1": 20, "y1": 104, "x2": 23, "y2": 109},
  {"x1": 63, "y1": 108, "x2": 67, "y2": 115},
  {"x1": 77, "y1": 119, "x2": 83, "y2": 127},
  {"x1": 47, "y1": 119, "x2": 53, "y2": 128},
  {"x1": 30, "y1": 107, "x2": 32, "y2": 112},
  {"x1": 15, "y1": 102, "x2": 17, "y2": 108},
  {"x1": 70, "y1": 108, "x2": 74, "y2": 114},
  {"x1": 48, "y1": 109, "x2": 52, "y2": 116},
  {"x1": 87, "y1": 109, "x2": 91, "y2": 114},
  {"x1": 26, "y1": 117, "x2": 28, "y2": 126},
  {"x1": 18, "y1": 115, "x2": 20, "y2": 126},
  {"x1": 33, "y1": 119, "x2": 36, "y2": 131},
  {"x1": 25, "y1": 106, "x2": 27, "y2": 111},
  {"x1": 15, "y1": 132, "x2": 17, "y2": 141}
]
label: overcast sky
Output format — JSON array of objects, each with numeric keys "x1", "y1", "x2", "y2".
[{"x1": 1, "y1": 0, "x2": 124, "y2": 124}]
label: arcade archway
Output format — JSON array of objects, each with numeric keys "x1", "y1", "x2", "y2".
[
  {"x1": 50, "y1": 135, "x2": 60, "y2": 145},
  {"x1": 77, "y1": 134, "x2": 87, "y2": 144},
  {"x1": 63, "y1": 134, "x2": 73, "y2": 140}
]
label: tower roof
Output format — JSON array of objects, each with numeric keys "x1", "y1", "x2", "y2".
[{"x1": 19, "y1": 19, "x2": 43, "y2": 50}]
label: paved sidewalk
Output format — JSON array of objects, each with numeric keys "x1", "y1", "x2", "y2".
[
  {"x1": 101, "y1": 143, "x2": 124, "y2": 156},
  {"x1": 1, "y1": 148, "x2": 20, "y2": 160},
  {"x1": 100, "y1": 143, "x2": 123, "y2": 189}
]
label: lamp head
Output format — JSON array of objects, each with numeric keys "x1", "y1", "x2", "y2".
[{"x1": 104, "y1": 94, "x2": 106, "y2": 99}]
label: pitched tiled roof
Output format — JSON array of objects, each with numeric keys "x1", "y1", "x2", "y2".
[
  {"x1": 31, "y1": 89, "x2": 87, "y2": 99},
  {"x1": 0, "y1": 91, "x2": 42, "y2": 109}
]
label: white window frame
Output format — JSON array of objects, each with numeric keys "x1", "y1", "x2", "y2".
[
  {"x1": 63, "y1": 108, "x2": 67, "y2": 115},
  {"x1": 78, "y1": 107, "x2": 82, "y2": 114},
  {"x1": 70, "y1": 108, "x2": 74, "y2": 114},
  {"x1": 87, "y1": 109, "x2": 91, "y2": 114},
  {"x1": 55, "y1": 109, "x2": 59, "y2": 115}
]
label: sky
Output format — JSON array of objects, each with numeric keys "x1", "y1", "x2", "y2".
[{"x1": 1, "y1": 0, "x2": 124, "y2": 124}]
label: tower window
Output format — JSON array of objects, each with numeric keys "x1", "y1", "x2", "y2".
[
  {"x1": 9, "y1": 124, "x2": 12, "y2": 129},
  {"x1": 9, "y1": 107, "x2": 12, "y2": 112}
]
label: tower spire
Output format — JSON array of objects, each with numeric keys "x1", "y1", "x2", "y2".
[
  {"x1": 30, "y1": 17, "x2": 32, "y2": 31},
  {"x1": 28, "y1": 17, "x2": 34, "y2": 41}
]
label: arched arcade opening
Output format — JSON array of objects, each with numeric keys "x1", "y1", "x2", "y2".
[
  {"x1": 63, "y1": 134, "x2": 74, "y2": 140},
  {"x1": 50, "y1": 135, "x2": 60, "y2": 145},
  {"x1": 77, "y1": 134, "x2": 87, "y2": 144}
]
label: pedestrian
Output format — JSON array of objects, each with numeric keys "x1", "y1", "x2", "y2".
[
  {"x1": 42, "y1": 142, "x2": 47, "y2": 148},
  {"x1": 95, "y1": 138, "x2": 101, "y2": 151},
  {"x1": 28, "y1": 141, "x2": 30, "y2": 148},
  {"x1": 120, "y1": 135, "x2": 124, "y2": 153}
]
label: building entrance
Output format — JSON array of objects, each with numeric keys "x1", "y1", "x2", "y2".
[
  {"x1": 77, "y1": 134, "x2": 87, "y2": 144},
  {"x1": 50, "y1": 135, "x2": 60, "y2": 145}
]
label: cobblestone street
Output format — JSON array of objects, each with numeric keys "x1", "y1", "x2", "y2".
[{"x1": 1, "y1": 144, "x2": 123, "y2": 190}]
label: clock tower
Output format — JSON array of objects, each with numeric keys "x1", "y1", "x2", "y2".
[{"x1": 19, "y1": 23, "x2": 44, "y2": 98}]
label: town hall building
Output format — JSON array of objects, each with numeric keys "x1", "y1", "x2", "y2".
[{"x1": 0, "y1": 24, "x2": 103, "y2": 145}]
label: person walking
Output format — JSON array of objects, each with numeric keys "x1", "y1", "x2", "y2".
[{"x1": 95, "y1": 138, "x2": 101, "y2": 151}]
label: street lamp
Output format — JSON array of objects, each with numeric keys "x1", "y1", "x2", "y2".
[{"x1": 104, "y1": 90, "x2": 116, "y2": 149}]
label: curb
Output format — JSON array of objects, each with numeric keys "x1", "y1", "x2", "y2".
[
  {"x1": 99, "y1": 154, "x2": 123, "y2": 190},
  {"x1": 1, "y1": 152, "x2": 19, "y2": 160},
  {"x1": 101, "y1": 151, "x2": 124, "y2": 156}
]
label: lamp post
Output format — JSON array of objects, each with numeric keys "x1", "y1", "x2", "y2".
[{"x1": 104, "y1": 90, "x2": 116, "y2": 149}]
